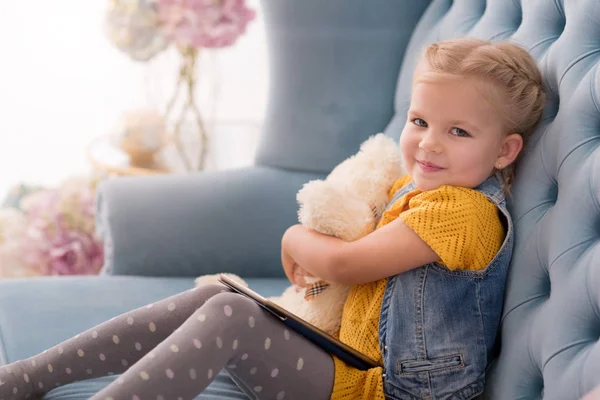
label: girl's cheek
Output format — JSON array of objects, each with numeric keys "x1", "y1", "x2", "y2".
[{"x1": 400, "y1": 128, "x2": 416, "y2": 149}]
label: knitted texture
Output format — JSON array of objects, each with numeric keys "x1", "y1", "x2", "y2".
[
  {"x1": 330, "y1": 176, "x2": 504, "y2": 399},
  {"x1": 383, "y1": 179, "x2": 505, "y2": 271},
  {"x1": 331, "y1": 279, "x2": 387, "y2": 400}
]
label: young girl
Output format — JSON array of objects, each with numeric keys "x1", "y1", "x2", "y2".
[{"x1": 0, "y1": 38, "x2": 545, "y2": 400}]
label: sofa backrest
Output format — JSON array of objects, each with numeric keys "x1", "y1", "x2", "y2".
[
  {"x1": 383, "y1": 1, "x2": 600, "y2": 399},
  {"x1": 255, "y1": 0, "x2": 431, "y2": 173}
]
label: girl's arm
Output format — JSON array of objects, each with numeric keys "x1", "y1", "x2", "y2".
[{"x1": 281, "y1": 218, "x2": 439, "y2": 286}]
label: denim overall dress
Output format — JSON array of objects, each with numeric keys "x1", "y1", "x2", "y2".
[{"x1": 379, "y1": 175, "x2": 513, "y2": 399}]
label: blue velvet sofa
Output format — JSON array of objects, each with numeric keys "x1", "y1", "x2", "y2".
[{"x1": 1, "y1": 0, "x2": 600, "y2": 399}]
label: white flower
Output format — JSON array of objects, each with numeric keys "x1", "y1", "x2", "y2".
[{"x1": 105, "y1": 0, "x2": 170, "y2": 61}]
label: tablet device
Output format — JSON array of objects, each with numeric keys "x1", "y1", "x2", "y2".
[{"x1": 217, "y1": 274, "x2": 383, "y2": 371}]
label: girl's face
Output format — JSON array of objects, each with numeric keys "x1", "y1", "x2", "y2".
[{"x1": 400, "y1": 75, "x2": 523, "y2": 191}]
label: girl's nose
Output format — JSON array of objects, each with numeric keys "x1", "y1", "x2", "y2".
[{"x1": 418, "y1": 131, "x2": 442, "y2": 154}]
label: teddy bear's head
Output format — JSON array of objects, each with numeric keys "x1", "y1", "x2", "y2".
[{"x1": 297, "y1": 133, "x2": 404, "y2": 242}]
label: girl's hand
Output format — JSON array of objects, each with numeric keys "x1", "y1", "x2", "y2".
[
  {"x1": 292, "y1": 264, "x2": 313, "y2": 289},
  {"x1": 281, "y1": 243, "x2": 297, "y2": 284},
  {"x1": 282, "y1": 246, "x2": 312, "y2": 287},
  {"x1": 281, "y1": 227, "x2": 313, "y2": 287}
]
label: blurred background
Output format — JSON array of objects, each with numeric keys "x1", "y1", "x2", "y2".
[
  {"x1": 0, "y1": 0, "x2": 268, "y2": 277},
  {"x1": 0, "y1": 0, "x2": 268, "y2": 197}
]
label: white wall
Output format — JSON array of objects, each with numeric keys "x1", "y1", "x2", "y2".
[{"x1": 0, "y1": 1, "x2": 268, "y2": 198}]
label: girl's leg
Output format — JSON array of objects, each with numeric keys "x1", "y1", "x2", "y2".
[
  {"x1": 91, "y1": 291, "x2": 334, "y2": 400},
  {"x1": 0, "y1": 284, "x2": 227, "y2": 400}
]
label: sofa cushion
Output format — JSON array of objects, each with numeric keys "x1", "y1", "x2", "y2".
[
  {"x1": 0, "y1": 276, "x2": 290, "y2": 399},
  {"x1": 43, "y1": 373, "x2": 249, "y2": 400},
  {"x1": 96, "y1": 167, "x2": 324, "y2": 279}
]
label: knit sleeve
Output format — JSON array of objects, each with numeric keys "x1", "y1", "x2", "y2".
[{"x1": 399, "y1": 186, "x2": 505, "y2": 271}]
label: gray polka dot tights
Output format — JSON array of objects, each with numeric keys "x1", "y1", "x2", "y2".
[{"x1": 0, "y1": 284, "x2": 334, "y2": 400}]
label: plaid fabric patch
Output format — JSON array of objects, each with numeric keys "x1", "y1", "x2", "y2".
[{"x1": 304, "y1": 280, "x2": 330, "y2": 301}]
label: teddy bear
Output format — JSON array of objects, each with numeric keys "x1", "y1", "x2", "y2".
[{"x1": 195, "y1": 133, "x2": 404, "y2": 335}]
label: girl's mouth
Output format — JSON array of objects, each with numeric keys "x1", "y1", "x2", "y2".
[{"x1": 417, "y1": 160, "x2": 444, "y2": 173}]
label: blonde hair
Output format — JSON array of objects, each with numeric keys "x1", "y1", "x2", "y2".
[{"x1": 414, "y1": 38, "x2": 546, "y2": 194}]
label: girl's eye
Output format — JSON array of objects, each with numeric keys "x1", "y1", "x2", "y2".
[
  {"x1": 451, "y1": 127, "x2": 470, "y2": 137},
  {"x1": 413, "y1": 118, "x2": 427, "y2": 127}
]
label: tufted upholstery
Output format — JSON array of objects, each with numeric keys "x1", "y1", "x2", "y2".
[{"x1": 382, "y1": 0, "x2": 600, "y2": 398}]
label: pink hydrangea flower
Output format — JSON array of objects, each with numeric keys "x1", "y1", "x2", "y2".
[
  {"x1": 24, "y1": 224, "x2": 104, "y2": 276},
  {"x1": 20, "y1": 178, "x2": 104, "y2": 276},
  {"x1": 157, "y1": 0, "x2": 256, "y2": 48}
]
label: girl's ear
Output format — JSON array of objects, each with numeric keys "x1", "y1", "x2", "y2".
[{"x1": 496, "y1": 133, "x2": 523, "y2": 168}]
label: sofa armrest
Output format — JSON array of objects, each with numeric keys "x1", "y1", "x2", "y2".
[{"x1": 95, "y1": 166, "x2": 323, "y2": 278}]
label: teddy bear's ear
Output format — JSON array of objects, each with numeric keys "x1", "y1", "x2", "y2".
[
  {"x1": 327, "y1": 134, "x2": 399, "y2": 186},
  {"x1": 359, "y1": 133, "x2": 399, "y2": 157},
  {"x1": 365, "y1": 133, "x2": 405, "y2": 174}
]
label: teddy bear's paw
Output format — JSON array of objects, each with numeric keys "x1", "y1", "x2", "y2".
[
  {"x1": 287, "y1": 284, "x2": 349, "y2": 335},
  {"x1": 194, "y1": 273, "x2": 247, "y2": 288}
]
